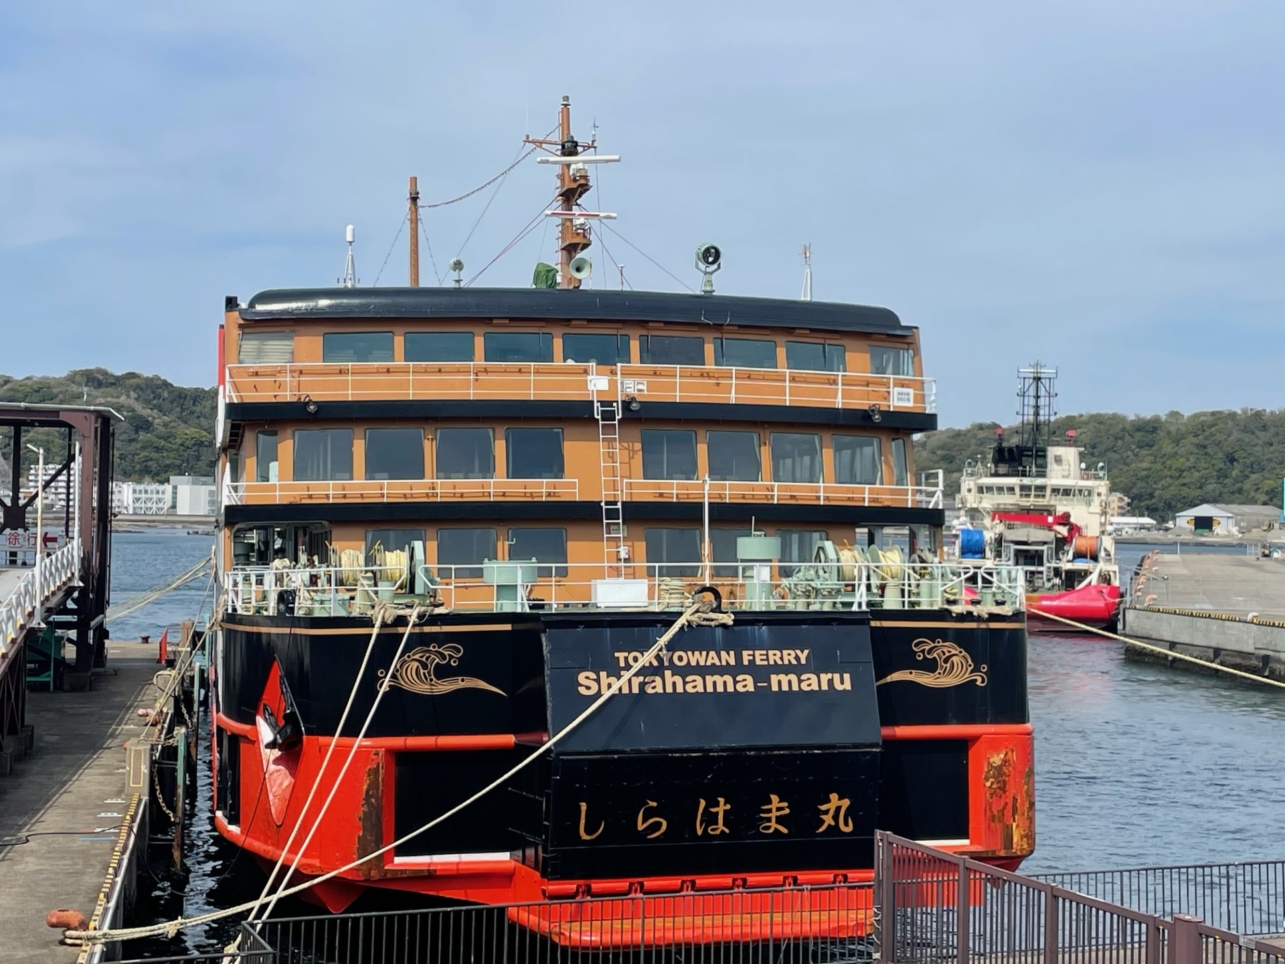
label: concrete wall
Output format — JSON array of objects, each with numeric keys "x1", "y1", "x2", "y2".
[{"x1": 1121, "y1": 606, "x2": 1285, "y2": 681}]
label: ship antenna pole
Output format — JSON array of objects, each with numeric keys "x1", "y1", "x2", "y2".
[
  {"x1": 801, "y1": 243, "x2": 813, "y2": 301},
  {"x1": 408, "y1": 176, "x2": 420, "y2": 286}
]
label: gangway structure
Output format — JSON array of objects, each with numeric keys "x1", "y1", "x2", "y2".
[{"x1": 0, "y1": 404, "x2": 116, "y2": 767}]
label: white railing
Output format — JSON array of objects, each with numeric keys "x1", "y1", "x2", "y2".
[
  {"x1": 224, "y1": 362, "x2": 938, "y2": 414},
  {"x1": 223, "y1": 478, "x2": 580, "y2": 504},
  {"x1": 0, "y1": 543, "x2": 79, "y2": 656},
  {"x1": 624, "y1": 479, "x2": 945, "y2": 508},
  {"x1": 224, "y1": 557, "x2": 1024, "y2": 618}
]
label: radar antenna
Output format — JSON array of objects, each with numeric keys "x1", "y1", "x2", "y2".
[{"x1": 524, "y1": 96, "x2": 620, "y2": 289}]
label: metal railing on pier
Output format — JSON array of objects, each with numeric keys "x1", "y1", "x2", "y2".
[{"x1": 0, "y1": 542, "x2": 79, "y2": 657}]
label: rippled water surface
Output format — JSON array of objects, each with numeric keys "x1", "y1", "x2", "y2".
[{"x1": 111, "y1": 533, "x2": 1285, "y2": 952}]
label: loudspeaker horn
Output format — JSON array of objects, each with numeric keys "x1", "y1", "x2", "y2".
[{"x1": 569, "y1": 256, "x2": 593, "y2": 280}]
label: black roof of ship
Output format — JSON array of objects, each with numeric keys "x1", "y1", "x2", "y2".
[{"x1": 237, "y1": 287, "x2": 912, "y2": 337}]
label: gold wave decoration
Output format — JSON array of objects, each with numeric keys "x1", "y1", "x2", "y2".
[
  {"x1": 877, "y1": 638, "x2": 987, "y2": 688},
  {"x1": 378, "y1": 643, "x2": 505, "y2": 697}
]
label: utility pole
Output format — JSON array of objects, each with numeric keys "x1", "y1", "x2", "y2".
[{"x1": 408, "y1": 176, "x2": 420, "y2": 287}]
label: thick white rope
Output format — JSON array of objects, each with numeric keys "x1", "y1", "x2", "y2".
[
  {"x1": 67, "y1": 599, "x2": 729, "y2": 945},
  {"x1": 247, "y1": 604, "x2": 424, "y2": 923},
  {"x1": 107, "y1": 556, "x2": 213, "y2": 623},
  {"x1": 240, "y1": 605, "x2": 391, "y2": 921}
]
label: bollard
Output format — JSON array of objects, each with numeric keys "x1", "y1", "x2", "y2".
[
  {"x1": 171, "y1": 725, "x2": 186, "y2": 871},
  {"x1": 1168, "y1": 914, "x2": 1202, "y2": 964}
]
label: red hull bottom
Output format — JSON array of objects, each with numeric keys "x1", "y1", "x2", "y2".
[{"x1": 1027, "y1": 584, "x2": 1121, "y2": 631}]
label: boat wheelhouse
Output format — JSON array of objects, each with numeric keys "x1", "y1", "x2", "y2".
[{"x1": 210, "y1": 99, "x2": 1034, "y2": 934}]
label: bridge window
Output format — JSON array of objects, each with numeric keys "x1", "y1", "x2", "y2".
[
  {"x1": 892, "y1": 438, "x2": 909, "y2": 487},
  {"x1": 714, "y1": 337, "x2": 777, "y2": 369},
  {"x1": 506, "y1": 428, "x2": 564, "y2": 479},
  {"x1": 642, "y1": 430, "x2": 698, "y2": 480},
  {"x1": 870, "y1": 345, "x2": 914, "y2": 377},
  {"x1": 484, "y1": 331, "x2": 553, "y2": 362},
  {"x1": 365, "y1": 528, "x2": 425, "y2": 566},
  {"x1": 777, "y1": 529, "x2": 828, "y2": 578},
  {"x1": 563, "y1": 333, "x2": 630, "y2": 364},
  {"x1": 770, "y1": 433, "x2": 823, "y2": 483},
  {"x1": 711, "y1": 527, "x2": 754, "y2": 578},
  {"x1": 785, "y1": 341, "x2": 846, "y2": 372},
  {"x1": 707, "y1": 431, "x2": 761, "y2": 481},
  {"x1": 238, "y1": 330, "x2": 294, "y2": 364},
  {"x1": 255, "y1": 431, "x2": 278, "y2": 483},
  {"x1": 404, "y1": 331, "x2": 474, "y2": 362},
  {"x1": 644, "y1": 527, "x2": 702, "y2": 578},
  {"x1": 365, "y1": 428, "x2": 424, "y2": 480},
  {"x1": 834, "y1": 435, "x2": 882, "y2": 485},
  {"x1": 639, "y1": 334, "x2": 705, "y2": 366},
  {"x1": 435, "y1": 428, "x2": 494, "y2": 479},
  {"x1": 293, "y1": 428, "x2": 353, "y2": 481},
  {"x1": 323, "y1": 332, "x2": 394, "y2": 363},
  {"x1": 436, "y1": 527, "x2": 496, "y2": 579},
  {"x1": 507, "y1": 527, "x2": 568, "y2": 577}
]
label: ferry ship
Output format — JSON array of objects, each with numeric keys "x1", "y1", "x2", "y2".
[
  {"x1": 210, "y1": 97, "x2": 1034, "y2": 934},
  {"x1": 955, "y1": 365, "x2": 1121, "y2": 630}
]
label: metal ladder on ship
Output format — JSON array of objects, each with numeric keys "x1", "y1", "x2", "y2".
[{"x1": 595, "y1": 399, "x2": 625, "y2": 577}]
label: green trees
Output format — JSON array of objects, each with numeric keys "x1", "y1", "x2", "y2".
[
  {"x1": 0, "y1": 369, "x2": 216, "y2": 481},
  {"x1": 915, "y1": 409, "x2": 1285, "y2": 522}
]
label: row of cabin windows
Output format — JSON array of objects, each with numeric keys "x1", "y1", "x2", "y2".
[
  {"x1": 238, "y1": 330, "x2": 915, "y2": 376},
  {"x1": 365, "y1": 526, "x2": 836, "y2": 579},
  {"x1": 254, "y1": 428, "x2": 909, "y2": 486}
]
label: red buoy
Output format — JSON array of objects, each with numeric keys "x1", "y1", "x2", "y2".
[{"x1": 46, "y1": 909, "x2": 87, "y2": 930}]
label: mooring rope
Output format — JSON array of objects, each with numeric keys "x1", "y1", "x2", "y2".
[
  {"x1": 1031, "y1": 608, "x2": 1285, "y2": 691},
  {"x1": 106, "y1": 556, "x2": 213, "y2": 623},
  {"x1": 66, "y1": 596, "x2": 732, "y2": 945}
]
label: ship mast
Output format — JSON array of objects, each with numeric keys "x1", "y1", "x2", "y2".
[{"x1": 524, "y1": 96, "x2": 619, "y2": 289}]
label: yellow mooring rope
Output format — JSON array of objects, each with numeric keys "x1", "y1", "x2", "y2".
[{"x1": 1030, "y1": 608, "x2": 1285, "y2": 691}]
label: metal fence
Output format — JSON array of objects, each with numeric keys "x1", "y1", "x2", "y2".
[
  {"x1": 1032, "y1": 859, "x2": 1285, "y2": 937},
  {"x1": 874, "y1": 833, "x2": 1285, "y2": 964}
]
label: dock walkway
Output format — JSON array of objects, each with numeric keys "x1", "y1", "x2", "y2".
[
  {"x1": 0, "y1": 648, "x2": 158, "y2": 964},
  {"x1": 1141, "y1": 553, "x2": 1285, "y2": 617}
]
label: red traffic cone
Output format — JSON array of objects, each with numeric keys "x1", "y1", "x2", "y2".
[{"x1": 156, "y1": 628, "x2": 169, "y2": 665}]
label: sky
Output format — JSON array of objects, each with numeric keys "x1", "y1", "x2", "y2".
[{"x1": 0, "y1": 1, "x2": 1281, "y2": 427}]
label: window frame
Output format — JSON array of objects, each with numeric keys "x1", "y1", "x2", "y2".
[
  {"x1": 869, "y1": 345, "x2": 915, "y2": 377},
  {"x1": 644, "y1": 527, "x2": 703, "y2": 579},
  {"x1": 404, "y1": 331, "x2": 475, "y2": 362},
  {"x1": 892, "y1": 437, "x2": 909, "y2": 487},
  {"x1": 237, "y1": 330, "x2": 294, "y2": 365},
  {"x1": 833, "y1": 434, "x2": 883, "y2": 486},
  {"x1": 322, "y1": 331, "x2": 395, "y2": 364},
  {"x1": 504, "y1": 427, "x2": 565, "y2": 480},
  {"x1": 255, "y1": 430, "x2": 279, "y2": 483},
  {"x1": 507, "y1": 526, "x2": 568, "y2": 578},
  {"x1": 776, "y1": 528, "x2": 829, "y2": 578},
  {"x1": 364, "y1": 427, "x2": 425, "y2": 481},
  {"x1": 561, "y1": 332, "x2": 631, "y2": 365},
  {"x1": 638, "y1": 334, "x2": 707, "y2": 366},
  {"x1": 706, "y1": 430, "x2": 762, "y2": 482},
  {"x1": 436, "y1": 526, "x2": 497, "y2": 579},
  {"x1": 292, "y1": 428, "x2": 354, "y2": 482},
  {"x1": 785, "y1": 340, "x2": 846, "y2": 373},
  {"x1": 483, "y1": 331, "x2": 554, "y2": 363},
  {"x1": 434, "y1": 427, "x2": 495, "y2": 480},
  {"x1": 769, "y1": 432, "x2": 824, "y2": 484},
  {"x1": 641, "y1": 429, "x2": 699, "y2": 481},
  {"x1": 713, "y1": 336, "x2": 778, "y2": 370}
]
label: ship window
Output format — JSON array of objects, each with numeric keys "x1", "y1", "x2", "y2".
[
  {"x1": 562, "y1": 333, "x2": 630, "y2": 364},
  {"x1": 785, "y1": 341, "x2": 846, "y2": 372},
  {"x1": 255, "y1": 431, "x2": 278, "y2": 483},
  {"x1": 435, "y1": 428, "x2": 494, "y2": 479},
  {"x1": 292, "y1": 428, "x2": 353, "y2": 481},
  {"x1": 777, "y1": 529, "x2": 828, "y2": 578},
  {"x1": 237, "y1": 331, "x2": 294, "y2": 364},
  {"x1": 507, "y1": 527, "x2": 568, "y2": 577},
  {"x1": 365, "y1": 529, "x2": 425, "y2": 567},
  {"x1": 870, "y1": 345, "x2": 915, "y2": 377},
  {"x1": 711, "y1": 527, "x2": 754, "y2": 578},
  {"x1": 404, "y1": 331, "x2": 475, "y2": 362},
  {"x1": 707, "y1": 431, "x2": 761, "y2": 481},
  {"x1": 714, "y1": 337, "x2": 777, "y2": 369},
  {"x1": 436, "y1": 527, "x2": 496, "y2": 579},
  {"x1": 505, "y1": 428, "x2": 564, "y2": 479},
  {"x1": 892, "y1": 437, "x2": 909, "y2": 487},
  {"x1": 365, "y1": 428, "x2": 425, "y2": 480},
  {"x1": 642, "y1": 430, "x2": 698, "y2": 480},
  {"x1": 322, "y1": 332, "x2": 394, "y2": 363},
  {"x1": 644, "y1": 527, "x2": 702, "y2": 578},
  {"x1": 770, "y1": 433, "x2": 823, "y2": 483},
  {"x1": 638, "y1": 334, "x2": 706, "y2": 366},
  {"x1": 484, "y1": 331, "x2": 553, "y2": 362},
  {"x1": 834, "y1": 435, "x2": 882, "y2": 485}
]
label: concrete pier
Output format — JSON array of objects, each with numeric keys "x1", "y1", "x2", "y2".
[
  {"x1": 0, "y1": 648, "x2": 158, "y2": 964},
  {"x1": 1122, "y1": 554, "x2": 1285, "y2": 682}
]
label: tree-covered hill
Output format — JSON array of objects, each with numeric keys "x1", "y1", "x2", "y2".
[
  {"x1": 915, "y1": 409, "x2": 1285, "y2": 523},
  {"x1": 0, "y1": 369, "x2": 216, "y2": 481}
]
